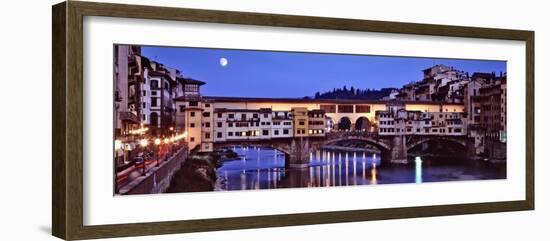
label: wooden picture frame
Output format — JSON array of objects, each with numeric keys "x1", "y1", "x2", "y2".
[{"x1": 52, "y1": 1, "x2": 534, "y2": 240}]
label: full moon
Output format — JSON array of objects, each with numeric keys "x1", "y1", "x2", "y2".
[{"x1": 219, "y1": 57, "x2": 228, "y2": 67}]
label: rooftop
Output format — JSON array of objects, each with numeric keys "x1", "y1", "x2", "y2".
[{"x1": 199, "y1": 96, "x2": 457, "y2": 105}]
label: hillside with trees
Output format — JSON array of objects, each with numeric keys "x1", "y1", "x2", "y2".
[{"x1": 305, "y1": 86, "x2": 398, "y2": 100}]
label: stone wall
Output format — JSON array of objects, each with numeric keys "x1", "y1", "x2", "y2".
[{"x1": 121, "y1": 148, "x2": 187, "y2": 195}]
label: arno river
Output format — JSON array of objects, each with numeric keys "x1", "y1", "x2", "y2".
[{"x1": 216, "y1": 146, "x2": 506, "y2": 191}]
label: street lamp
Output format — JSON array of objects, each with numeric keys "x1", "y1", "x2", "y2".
[
  {"x1": 154, "y1": 138, "x2": 161, "y2": 167},
  {"x1": 139, "y1": 139, "x2": 149, "y2": 176},
  {"x1": 114, "y1": 139, "x2": 122, "y2": 166},
  {"x1": 114, "y1": 139, "x2": 122, "y2": 194},
  {"x1": 163, "y1": 138, "x2": 172, "y2": 157}
]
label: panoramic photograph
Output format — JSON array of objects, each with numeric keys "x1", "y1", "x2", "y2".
[{"x1": 113, "y1": 44, "x2": 507, "y2": 195}]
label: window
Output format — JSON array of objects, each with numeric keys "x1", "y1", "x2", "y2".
[
  {"x1": 203, "y1": 112, "x2": 210, "y2": 117},
  {"x1": 217, "y1": 132, "x2": 223, "y2": 138},
  {"x1": 283, "y1": 129, "x2": 289, "y2": 135},
  {"x1": 205, "y1": 132, "x2": 211, "y2": 139},
  {"x1": 228, "y1": 113, "x2": 234, "y2": 119},
  {"x1": 299, "y1": 121, "x2": 305, "y2": 125},
  {"x1": 179, "y1": 105, "x2": 185, "y2": 112},
  {"x1": 228, "y1": 132, "x2": 233, "y2": 137},
  {"x1": 151, "y1": 80, "x2": 159, "y2": 89},
  {"x1": 217, "y1": 113, "x2": 223, "y2": 118},
  {"x1": 190, "y1": 112, "x2": 195, "y2": 117},
  {"x1": 151, "y1": 98, "x2": 158, "y2": 107},
  {"x1": 262, "y1": 130, "x2": 269, "y2": 136},
  {"x1": 142, "y1": 90, "x2": 146, "y2": 96},
  {"x1": 151, "y1": 91, "x2": 157, "y2": 96},
  {"x1": 228, "y1": 123, "x2": 233, "y2": 127},
  {"x1": 356, "y1": 105, "x2": 371, "y2": 113},
  {"x1": 236, "y1": 123, "x2": 248, "y2": 128},
  {"x1": 217, "y1": 122, "x2": 222, "y2": 128},
  {"x1": 142, "y1": 114, "x2": 146, "y2": 121},
  {"x1": 263, "y1": 113, "x2": 268, "y2": 118},
  {"x1": 241, "y1": 113, "x2": 246, "y2": 120},
  {"x1": 142, "y1": 102, "x2": 146, "y2": 108},
  {"x1": 205, "y1": 104, "x2": 211, "y2": 107},
  {"x1": 190, "y1": 123, "x2": 195, "y2": 128},
  {"x1": 253, "y1": 114, "x2": 259, "y2": 118},
  {"x1": 204, "y1": 122, "x2": 210, "y2": 128},
  {"x1": 337, "y1": 105, "x2": 354, "y2": 113},
  {"x1": 190, "y1": 137, "x2": 195, "y2": 142},
  {"x1": 320, "y1": 105, "x2": 336, "y2": 113},
  {"x1": 474, "y1": 107, "x2": 481, "y2": 114},
  {"x1": 184, "y1": 84, "x2": 199, "y2": 92},
  {"x1": 274, "y1": 130, "x2": 279, "y2": 135},
  {"x1": 189, "y1": 101, "x2": 198, "y2": 107}
]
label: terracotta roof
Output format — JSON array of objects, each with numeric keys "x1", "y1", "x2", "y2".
[{"x1": 177, "y1": 77, "x2": 205, "y2": 86}]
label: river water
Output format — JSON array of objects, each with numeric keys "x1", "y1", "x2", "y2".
[{"x1": 216, "y1": 146, "x2": 506, "y2": 191}]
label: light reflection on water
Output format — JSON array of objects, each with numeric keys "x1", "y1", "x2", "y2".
[{"x1": 216, "y1": 146, "x2": 506, "y2": 191}]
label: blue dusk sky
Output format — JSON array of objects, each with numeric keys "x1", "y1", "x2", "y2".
[{"x1": 141, "y1": 46, "x2": 506, "y2": 98}]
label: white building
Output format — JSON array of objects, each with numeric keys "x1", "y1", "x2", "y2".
[{"x1": 376, "y1": 102, "x2": 467, "y2": 136}]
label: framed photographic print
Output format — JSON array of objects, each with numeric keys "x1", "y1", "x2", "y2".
[{"x1": 52, "y1": 1, "x2": 534, "y2": 240}]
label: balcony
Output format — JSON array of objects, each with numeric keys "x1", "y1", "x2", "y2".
[{"x1": 119, "y1": 111, "x2": 140, "y2": 124}]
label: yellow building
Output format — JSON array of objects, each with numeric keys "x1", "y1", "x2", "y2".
[{"x1": 291, "y1": 107, "x2": 309, "y2": 137}]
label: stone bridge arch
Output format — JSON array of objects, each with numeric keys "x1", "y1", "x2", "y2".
[
  {"x1": 323, "y1": 136, "x2": 391, "y2": 153},
  {"x1": 406, "y1": 136, "x2": 468, "y2": 151},
  {"x1": 319, "y1": 132, "x2": 395, "y2": 163},
  {"x1": 213, "y1": 138, "x2": 310, "y2": 168}
]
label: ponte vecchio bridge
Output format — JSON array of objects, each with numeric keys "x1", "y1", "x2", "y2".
[
  {"x1": 176, "y1": 96, "x2": 474, "y2": 167},
  {"x1": 213, "y1": 131, "x2": 471, "y2": 167}
]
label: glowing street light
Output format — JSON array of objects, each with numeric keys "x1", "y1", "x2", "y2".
[
  {"x1": 154, "y1": 138, "x2": 161, "y2": 167},
  {"x1": 139, "y1": 139, "x2": 148, "y2": 147},
  {"x1": 139, "y1": 138, "x2": 149, "y2": 176},
  {"x1": 114, "y1": 140, "x2": 122, "y2": 150}
]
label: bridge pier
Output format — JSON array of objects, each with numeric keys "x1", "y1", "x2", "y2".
[
  {"x1": 389, "y1": 135, "x2": 408, "y2": 164},
  {"x1": 286, "y1": 137, "x2": 311, "y2": 168}
]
